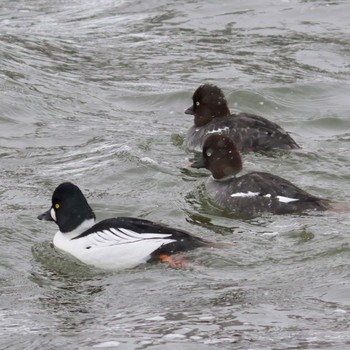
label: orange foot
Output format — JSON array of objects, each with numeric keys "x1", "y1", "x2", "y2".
[{"x1": 159, "y1": 254, "x2": 192, "y2": 269}]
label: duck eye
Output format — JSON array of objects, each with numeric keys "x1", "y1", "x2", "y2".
[
  {"x1": 196, "y1": 101, "x2": 200, "y2": 106},
  {"x1": 55, "y1": 203, "x2": 60, "y2": 209},
  {"x1": 206, "y1": 148, "x2": 213, "y2": 157}
]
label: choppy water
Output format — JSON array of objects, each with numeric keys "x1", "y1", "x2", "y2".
[{"x1": 1, "y1": 0, "x2": 350, "y2": 349}]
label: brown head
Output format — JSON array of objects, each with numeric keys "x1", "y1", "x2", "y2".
[
  {"x1": 184, "y1": 84, "x2": 231, "y2": 127},
  {"x1": 190, "y1": 134, "x2": 243, "y2": 180}
]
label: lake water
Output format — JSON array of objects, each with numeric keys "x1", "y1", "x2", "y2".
[{"x1": 1, "y1": 0, "x2": 349, "y2": 349}]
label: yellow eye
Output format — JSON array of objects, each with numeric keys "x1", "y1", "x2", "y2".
[{"x1": 55, "y1": 203, "x2": 60, "y2": 209}]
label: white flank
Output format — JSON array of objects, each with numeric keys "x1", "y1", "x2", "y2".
[
  {"x1": 276, "y1": 196, "x2": 299, "y2": 203},
  {"x1": 207, "y1": 126, "x2": 229, "y2": 134},
  {"x1": 231, "y1": 191, "x2": 260, "y2": 198},
  {"x1": 53, "y1": 227, "x2": 176, "y2": 270}
]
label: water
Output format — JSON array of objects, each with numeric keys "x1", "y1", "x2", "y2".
[{"x1": 1, "y1": 0, "x2": 349, "y2": 349}]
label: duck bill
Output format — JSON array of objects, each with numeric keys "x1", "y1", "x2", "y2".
[
  {"x1": 37, "y1": 209, "x2": 54, "y2": 221},
  {"x1": 184, "y1": 105, "x2": 194, "y2": 115},
  {"x1": 190, "y1": 157, "x2": 206, "y2": 169}
]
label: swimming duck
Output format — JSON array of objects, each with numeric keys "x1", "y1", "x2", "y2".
[
  {"x1": 190, "y1": 134, "x2": 330, "y2": 216},
  {"x1": 185, "y1": 83, "x2": 300, "y2": 153},
  {"x1": 38, "y1": 182, "x2": 217, "y2": 270}
]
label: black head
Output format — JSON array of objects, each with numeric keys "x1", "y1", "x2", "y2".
[
  {"x1": 37, "y1": 182, "x2": 95, "y2": 233},
  {"x1": 184, "y1": 84, "x2": 231, "y2": 127},
  {"x1": 190, "y1": 134, "x2": 243, "y2": 180}
]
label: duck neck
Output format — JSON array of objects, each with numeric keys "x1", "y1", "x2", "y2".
[
  {"x1": 60, "y1": 218, "x2": 96, "y2": 240},
  {"x1": 210, "y1": 174, "x2": 237, "y2": 182}
]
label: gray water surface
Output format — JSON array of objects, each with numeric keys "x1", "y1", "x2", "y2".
[{"x1": 1, "y1": 0, "x2": 350, "y2": 349}]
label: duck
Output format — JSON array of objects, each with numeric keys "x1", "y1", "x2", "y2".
[
  {"x1": 185, "y1": 83, "x2": 300, "y2": 153},
  {"x1": 37, "y1": 182, "x2": 218, "y2": 270},
  {"x1": 190, "y1": 134, "x2": 330, "y2": 216}
]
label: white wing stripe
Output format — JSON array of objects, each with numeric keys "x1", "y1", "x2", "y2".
[
  {"x1": 118, "y1": 227, "x2": 173, "y2": 240},
  {"x1": 84, "y1": 227, "x2": 175, "y2": 248},
  {"x1": 102, "y1": 229, "x2": 138, "y2": 243},
  {"x1": 109, "y1": 228, "x2": 139, "y2": 241},
  {"x1": 117, "y1": 228, "x2": 146, "y2": 239},
  {"x1": 95, "y1": 231, "x2": 107, "y2": 242},
  {"x1": 207, "y1": 126, "x2": 229, "y2": 134},
  {"x1": 230, "y1": 192, "x2": 300, "y2": 203},
  {"x1": 102, "y1": 229, "x2": 126, "y2": 241},
  {"x1": 231, "y1": 191, "x2": 260, "y2": 198},
  {"x1": 276, "y1": 196, "x2": 299, "y2": 203}
]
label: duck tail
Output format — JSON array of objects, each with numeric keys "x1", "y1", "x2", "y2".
[
  {"x1": 199, "y1": 238, "x2": 234, "y2": 249},
  {"x1": 328, "y1": 201, "x2": 350, "y2": 213}
]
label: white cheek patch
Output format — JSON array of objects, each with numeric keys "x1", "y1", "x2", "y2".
[
  {"x1": 276, "y1": 196, "x2": 299, "y2": 203},
  {"x1": 207, "y1": 126, "x2": 230, "y2": 134},
  {"x1": 231, "y1": 191, "x2": 260, "y2": 198},
  {"x1": 50, "y1": 207, "x2": 57, "y2": 221}
]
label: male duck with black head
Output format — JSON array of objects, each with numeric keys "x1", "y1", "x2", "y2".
[
  {"x1": 38, "y1": 182, "x2": 226, "y2": 271},
  {"x1": 190, "y1": 134, "x2": 331, "y2": 216},
  {"x1": 185, "y1": 84, "x2": 300, "y2": 153}
]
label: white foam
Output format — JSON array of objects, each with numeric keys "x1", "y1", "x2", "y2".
[
  {"x1": 140, "y1": 157, "x2": 157, "y2": 165},
  {"x1": 199, "y1": 315, "x2": 215, "y2": 321},
  {"x1": 162, "y1": 334, "x2": 186, "y2": 341},
  {"x1": 334, "y1": 309, "x2": 346, "y2": 314},
  {"x1": 262, "y1": 232, "x2": 279, "y2": 237},
  {"x1": 93, "y1": 341, "x2": 121, "y2": 348},
  {"x1": 146, "y1": 316, "x2": 166, "y2": 321},
  {"x1": 190, "y1": 336, "x2": 203, "y2": 341}
]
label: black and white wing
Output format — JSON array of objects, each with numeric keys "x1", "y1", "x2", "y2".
[{"x1": 74, "y1": 217, "x2": 208, "y2": 253}]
